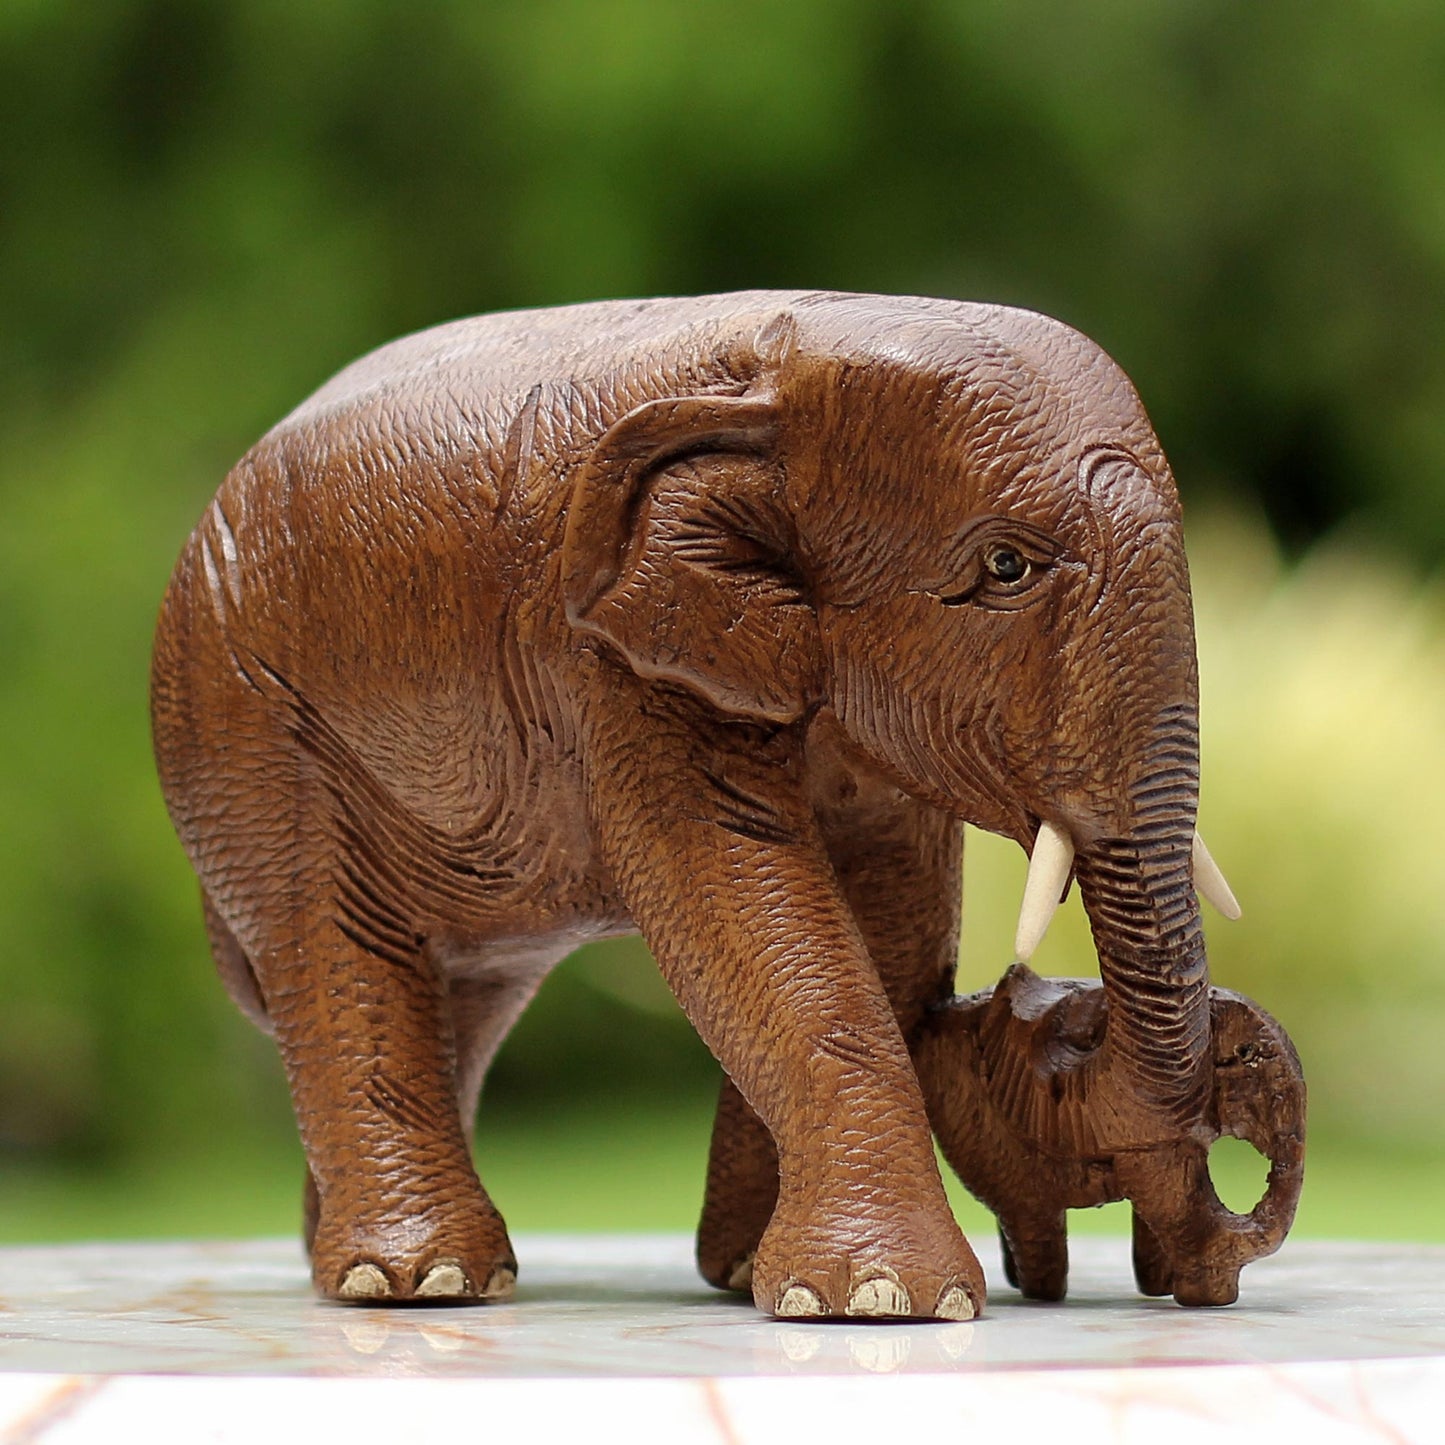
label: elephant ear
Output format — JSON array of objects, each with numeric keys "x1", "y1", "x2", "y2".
[{"x1": 562, "y1": 390, "x2": 821, "y2": 723}]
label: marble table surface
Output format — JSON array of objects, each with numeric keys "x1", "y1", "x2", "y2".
[{"x1": 1, "y1": 1234, "x2": 1441, "y2": 1442}]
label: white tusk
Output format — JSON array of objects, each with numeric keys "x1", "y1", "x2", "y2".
[
  {"x1": 1015, "y1": 821, "x2": 1075, "y2": 962},
  {"x1": 1193, "y1": 831, "x2": 1241, "y2": 920}
]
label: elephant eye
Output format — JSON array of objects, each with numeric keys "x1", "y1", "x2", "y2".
[
  {"x1": 929, "y1": 523, "x2": 1060, "y2": 609},
  {"x1": 983, "y1": 544, "x2": 1029, "y2": 585}
]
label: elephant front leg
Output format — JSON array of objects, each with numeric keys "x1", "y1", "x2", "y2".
[
  {"x1": 698, "y1": 774, "x2": 982, "y2": 1298},
  {"x1": 1131, "y1": 1211, "x2": 1175, "y2": 1297},
  {"x1": 595, "y1": 712, "x2": 982, "y2": 1320}
]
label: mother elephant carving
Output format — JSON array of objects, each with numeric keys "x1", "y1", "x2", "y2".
[{"x1": 151, "y1": 291, "x2": 1303, "y2": 1319}]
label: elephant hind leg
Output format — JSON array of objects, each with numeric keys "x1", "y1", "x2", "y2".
[
  {"x1": 296, "y1": 956, "x2": 556, "y2": 1268},
  {"x1": 202, "y1": 887, "x2": 272, "y2": 1034},
  {"x1": 257, "y1": 904, "x2": 518, "y2": 1307},
  {"x1": 206, "y1": 814, "x2": 516, "y2": 1301},
  {"x1": 193, "y1": 811, "x2": 547, "y2": 1301},
  {"x1": 449, "y1": 949, "x2": 566, "y2": 1141},
  {"x1": 204, "y1": 889, "x2": 329, "y2": 1257},
  {"x1": 697, "y1": 1079, "x2": 777, "y2": 1292},
  {"x1": 165, "y1": 641, "x2": 522, "y2": 1304}
]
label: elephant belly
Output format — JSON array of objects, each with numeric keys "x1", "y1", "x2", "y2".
[{"x1": 280, "y1": 673, "x2": 630, "y2": 968}]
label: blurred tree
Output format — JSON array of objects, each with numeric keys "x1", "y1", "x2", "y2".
[
  {"x1": 4, "y1": 1, "x2": 1443, "y2": 544},
  {"x1": 0, "y1": 0, "x2": 1441, "y2": 1166}
]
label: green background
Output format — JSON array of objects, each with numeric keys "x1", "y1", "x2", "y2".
[{"x1": 1, "y1": 1, "x2": 1442, "y2": 1248}]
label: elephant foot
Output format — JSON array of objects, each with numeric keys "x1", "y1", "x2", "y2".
[
  {"x1": 773, "y1": 1272, "x2": 976, "y2": 1321},
  {"x1": 724, "y1": 1251, "x2": 756, "y2": 1292},
  {"x1": 311, "y1": 1196, "x2": 517, "y2": 1307},
  {"x1": 1130, "y1": 1211, "x2": 1240, "y2": 1305},
  {"x1": 697, "y1": 1232, "x2": 759, "y2": 1293},
  {"x1": 698, "y1": 1228, "x2": 766, "y2": 1294},
  {"x1": 336, "y1": 1258, "x2": 516, "y2": 1303},
  {"x1": 751, "y1": 1206, "x2": 984, "y2": 1321},
  {"x1": 1171, "y1": 1265, "x2": 1240, "y2": 1308},
  {"x1": 1117, "y1": 1141, "x2": 1270, "y2": 1308}
]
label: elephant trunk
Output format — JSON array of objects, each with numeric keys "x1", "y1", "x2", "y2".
[{"x1": 1075, "y1": 705, "x2": 1212, "y2": 1141}]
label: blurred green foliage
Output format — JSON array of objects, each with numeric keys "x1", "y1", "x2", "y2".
[
  {"x1": 2, "y1": 1104, "x2": 1441, "y2": 1246},
  {"x1": 1, "y1": 0, "x2": 1443, "y2": 1232}
]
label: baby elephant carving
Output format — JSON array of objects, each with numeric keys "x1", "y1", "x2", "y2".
[{"x1": 914, "y1": 965, "x2": 1306, "y2": 1306}]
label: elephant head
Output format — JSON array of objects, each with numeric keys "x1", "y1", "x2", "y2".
[{"x1": 562, "y1": 295, "x2": 1243, "y2": 1187}]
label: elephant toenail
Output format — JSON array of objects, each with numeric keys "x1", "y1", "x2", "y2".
[
  {"x1": 776, "y1": 1283, "x2": 827, "y2": 1317},
  {"x1": 482, "y1": 1266, "x2": 517, "y2": 1300},
  {"x1": 338, "y1": 1263, "x2": 393, "y2": 1300},
  {"x1": 846, "y1": 1276, "x2": 911, "y2": 1317},
  {"x1": 415, "y1": 1261, "x2": 471, "y2": 1298},
  {"x1": 727, "y1": 1253, "x2": 755, "y2": 1291},
  {"x1": 936, "y1": 1285, "x2": 977, "y2": 1321}
]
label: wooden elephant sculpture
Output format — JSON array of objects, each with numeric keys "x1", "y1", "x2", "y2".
[
  {"x1": 152, "y1": 290, "x2": 1291, "y2": 1319},
  {"x1": 914, "y1": 965, "x2": 1306, "y2": 1306}
]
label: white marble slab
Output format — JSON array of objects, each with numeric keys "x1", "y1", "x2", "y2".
[{"x1": 0, "y1": 1235, "x2": 1441, "y2": 1441}]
